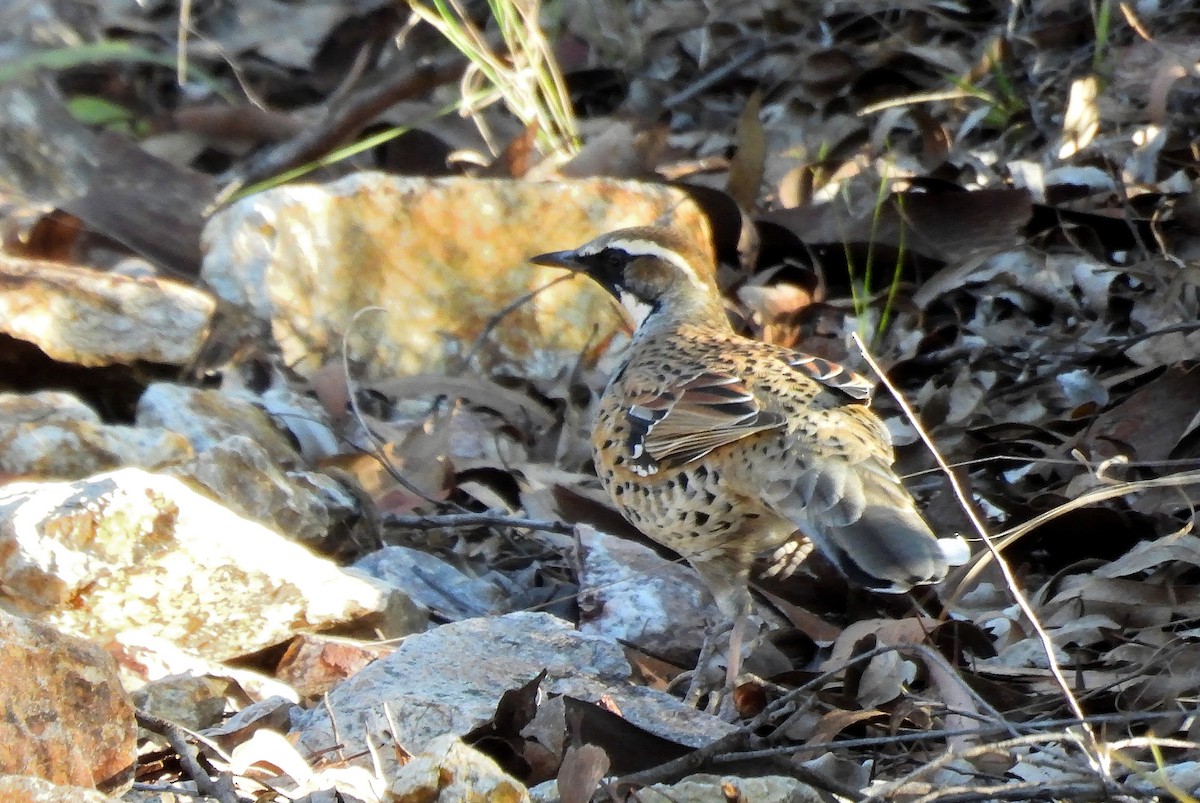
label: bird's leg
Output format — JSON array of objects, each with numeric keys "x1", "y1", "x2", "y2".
[
  {"x1": 723, "y1": 590, "x2": 752, "y2": 689},
  {"x1": 682, "y1": 581, "x2": 756, "y2": 708}
]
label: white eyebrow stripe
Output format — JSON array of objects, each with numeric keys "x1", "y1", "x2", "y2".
[{"x1": 585, "y1": 237, "x2": 715, "y2": 295}]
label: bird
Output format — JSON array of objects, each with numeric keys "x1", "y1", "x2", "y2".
[{"x1": 529, "y1": 226, "x2": 967, "y2": 692}]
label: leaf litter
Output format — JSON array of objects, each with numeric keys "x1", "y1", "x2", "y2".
[{"x1": 4, "y1": 0, "x2": 1200, "y2": 800}]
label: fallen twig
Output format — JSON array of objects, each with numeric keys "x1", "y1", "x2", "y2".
[
  {"x1": 953, "y1": 467, "x2": 1200, "y2": 595},
  {"x1": 729, "y1": 709, "x2": 1184, "y2": 761},
  {"x1": 614, "y1": 729, "x2": 863, "y2": 799},
  {"x1": 341, "y1": 306, "x2": 472, "y2": 513},
  {"x1": 663, "y1": 40, "x2": 768, "y2": 108},
  {"x1": 135, "y1": 710, "x2": 242, "y2": 803},
  {"x1": 853, "y1": 332, "x2": 1116, "y2": 792},
  {"x1": 216, "y1": 59, "x2": 463, "y2": 201},
  {"x1": 383, "y1": 510, "x2": 572, "y2": 534},
  {"x1": 907, "y1": 779, "x2": 1115, "y2": 803}
]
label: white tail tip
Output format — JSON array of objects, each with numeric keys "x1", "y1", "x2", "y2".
[{"x1": 937, "y1": 535, "x2": 971, "y2": 567}]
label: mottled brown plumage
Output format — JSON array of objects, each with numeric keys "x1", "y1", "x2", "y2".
[{"x1": 532, "y1": 226, "x2": 965, "y2": 681}]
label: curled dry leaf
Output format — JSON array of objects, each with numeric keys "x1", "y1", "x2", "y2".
[{"x1": 557, "y1": 743, "x2": 611, "y2": 803}]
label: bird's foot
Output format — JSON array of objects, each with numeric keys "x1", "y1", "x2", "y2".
[{"x1": 670, "y1": 614, "x2": 768, "y2": 714}]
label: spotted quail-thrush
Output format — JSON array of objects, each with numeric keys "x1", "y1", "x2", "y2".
[{"x1": 530, "y1": 226, "x2": 966, "y2": 683}]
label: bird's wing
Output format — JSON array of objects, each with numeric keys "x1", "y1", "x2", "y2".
[
  {"x1": 761, "y1": 351, "x2": 895, "y2": 524},
  {"x1": 783, "y1": 353, "x2": 874, "y2": 402},
  {"x1": 623, "y1": 371, "x2": 784, "y2": 475}
]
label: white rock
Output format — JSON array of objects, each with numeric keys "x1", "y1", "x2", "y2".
[
  {"x1": 0, "y1": 391, "x2": 192, "y2": 477},
  {"x1": 0, "y1": 258, "x2": 213, "y2": 367},
  {"x1": 0, "y1": 468, "x2": 391, "y2": 660}
]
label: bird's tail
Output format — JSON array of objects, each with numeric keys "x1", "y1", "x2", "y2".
[{"x1": 806, "y1": 503, "x2": 968, "y2": 592}]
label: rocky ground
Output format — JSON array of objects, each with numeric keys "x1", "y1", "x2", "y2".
[{"x1": 2, "y1": 1, "x2": 1200, "y2": 801}]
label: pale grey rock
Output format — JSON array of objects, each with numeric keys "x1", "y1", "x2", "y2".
[
  {"x1": 577, "y1": 526, "x2": 788, "y2": 675},
  {"x1": 1141, "y1": 761, "x2": 1200, "y2": 796},
  {"x1": 290, "y1": 612, "x2": 735, "y2": 776},
  {"x1": 131, "y1": 674, "x2": 229, "y2": 739},
  {"x1": 353, "y1": 545, "x2": 508, "y2": 619},
  {"x1": 0, "y1": 390, "x2": 192, "y2": 478},
  {"x1": 165, "y1": 434, "x2": 352, "y2": 550},
  {"x1": 0, "y1": 390, "x2": 98, "y2": 424},
  {"x1": 577, "y1": 526, "x2": 714, "y2": 664},
  {"x1": 136, "y1": 383, "x2": 303, "y2": 464}
]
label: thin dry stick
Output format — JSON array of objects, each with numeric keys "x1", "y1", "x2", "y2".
[
  {"x1": 911, "y1": 779, "x2": 1112, "y2": 803},
  {"x1": 459, "y1": 273, "x2": 573, "y2": 368},
  {"x1": 1108, "y1": 736, "x2": 1200, "y2": 751},
  {"x1": 953, "y1": 467, "x2": 1200, "y2": 596},
  {"x1": 363, "y1": 708, "x2": 390, "y2": 786},
  {"x1": 870, "y1": 731, "x2": 1125, "y2": 803},
  {"x1": 175, "y1": 0, "x2": 192, "y2": 87},
  {"x1": 728, "y1": 710, "x2": 1182, "y2": 761},
  {"x1": 383, "y1": 510, "x2": 572, "y2": 534},
  {"x1": 614, "y1": 731, "x2": 752, "y2": 790},
  {"x1": 341, "y1": 306, "x2": 469, "y2": 512},
  {"x1": 136, "y1": 710, "x2": 241, "y2": 803},
  {"x1": 617, "y1": 729, "x2": 864, "y2": 800},
  {"x1": 663, "y1": 40, "x2": 768, "y2": 108},
  {"x1": 852, "y1": 332, "x2": 1115, "y2": 789},
  {"x1": 905, "y1": 453, "x2": 1200, "y2": 482},
  {"x1": 322, "y1": 690, "x2": 344, "y2": 763}
]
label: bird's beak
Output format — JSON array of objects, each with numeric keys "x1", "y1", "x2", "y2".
[{"x1": 529, "y1": 249, "x2": 584, "y2": 272}]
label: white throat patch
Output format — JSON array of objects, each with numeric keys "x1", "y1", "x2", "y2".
[{"x1": 618, "y1": 289, "x2": 655, "y2": 329}]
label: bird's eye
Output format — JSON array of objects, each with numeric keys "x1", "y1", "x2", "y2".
[{"x1": 602, "y1": 249, "x2": 628, "y2": 271}]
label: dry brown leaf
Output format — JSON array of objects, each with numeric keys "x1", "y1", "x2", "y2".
[
  {"x1": 557, "y1": 119, "x2": 668, "y2": 179},
  {"x1": 1074, "y1": 365, "x2": 1200, "y2": 463},
  {"x1": 557, "y1": 743, "x2": 610, "y2": 803},
  {"x1": 754, "y1": 587, "x2": 842, "y2": 644},
  {"x1": 824, "y1": 618, "x2": 941, "y2": 671},
  {"x1": 370, "y1": 375, "x2": 557, "y2": 434},
  {"x1": 322, "y1": 435, "x2": 452, "y2": 513},
  {"x1": 726, "y1": 90, "x2": 765, "y2": 210},
  {"x1": 804, "y1": 708, "x2": 887, "y2": 746},
  {"x1": 1046, "y1": 575, "x2": 1200, "y2": 626},
  {"x1": 1096, "y1": 534, "x2": 1200, "y2": 577}
]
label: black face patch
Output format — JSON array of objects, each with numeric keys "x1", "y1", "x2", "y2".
[{"x1": 579, "y1": 247, "x2": 631, "y2": 297}]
